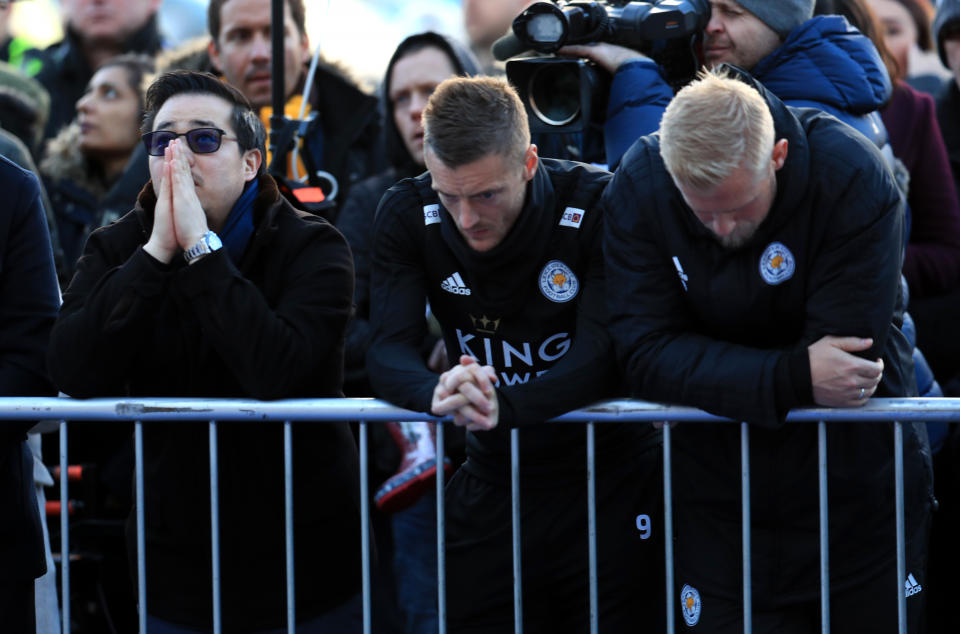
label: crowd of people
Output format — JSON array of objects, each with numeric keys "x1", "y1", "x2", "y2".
[{"x1": 2, "y1": 0, "x2": 960, "y2": 632}]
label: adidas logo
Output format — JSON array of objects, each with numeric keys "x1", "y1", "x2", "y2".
[
  {"x1": 904, "y1": 573, "x2": 923, "y2": 598},
  {"x1": 441, "y1": 272, "x2": 471, "y2": 296}
]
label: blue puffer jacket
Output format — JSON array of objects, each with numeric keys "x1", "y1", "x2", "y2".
[
  {"x1": 603, "y1": 16, "x2": 893, "y2": 167},
  {"x1": 752, "y1": 15, "x2": 891, "y2": 149}
]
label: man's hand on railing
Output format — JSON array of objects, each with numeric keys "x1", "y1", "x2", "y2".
[
  {"x1": 809, "y1": 335, "x2": 884, "y2": 408},
  {"x1": 431, "y1": 355, "x2": 500, "y2": 431}
]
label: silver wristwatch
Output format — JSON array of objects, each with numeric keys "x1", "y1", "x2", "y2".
[{"x1": 183, "y1": 231, "x2": 223, "y2": 264}]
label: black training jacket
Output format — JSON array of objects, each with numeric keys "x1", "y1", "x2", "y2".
[
  {"x1": 603, "y1": 72, "x2": 932, "y2": 602},
  {"x1": 368, "y1": 158, "x2": 652, "y2": 483}
]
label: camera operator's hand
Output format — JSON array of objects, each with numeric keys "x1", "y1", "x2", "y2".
[
  {"x1": 432, "y1": 355, "x2": 499, "y2": 432},
  {"x1": 557, "y1": 42, "x2": 651, "y2": 74}
]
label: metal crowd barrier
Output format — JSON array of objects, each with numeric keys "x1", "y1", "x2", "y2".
[{"x1": 2, "y1": 396, "x2": 959, "y2": 634}]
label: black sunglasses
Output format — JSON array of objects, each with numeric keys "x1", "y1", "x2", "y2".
[{"x1": 142, "y1": 127, "x2": 235, "y2": 156}]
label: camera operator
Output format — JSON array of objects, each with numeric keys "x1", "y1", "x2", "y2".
[{"x1": 555, "y1": 0, "x2": 894, "y2": 168}]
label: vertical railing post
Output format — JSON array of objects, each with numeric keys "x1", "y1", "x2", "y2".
[
  {"x1": 209, "y1": 421, "x2": 221, "y2": 634},
  {"x1": 664, "y1": 423, "x2": 675, "y2": 634},
  {"x1": 818, "y1": 421, "x2": 830, "y2": 634},
  {"x1": 586, "y1": 422, "x2": 598, "y2": 634},
  {"x1": 511, "y1": 427, "x2": 523, "y2": 634},
  {"x1": 284, "y1": 421, "x2": 296, "y2": 633},
  {"x1": 135, "y1": 421, "x2": 147, "y2": 633},
  {"x1": 741, "y1": 422, "x2": 752, "y2": 634},
  {"x1": 359, "y1": 420, "x2": 372, "y2": 634},
  {"x1": 59, "y1": 420, "x2": 70, "y2": 634},
  {"x1": 436, "y1": 420, "x2": 447, "y2": 634},
  {"x1": 894, "y1": 422, "x2": 906, "y2": 634}
]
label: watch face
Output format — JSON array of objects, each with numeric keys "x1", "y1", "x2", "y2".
[{"x1": 207, "y1": 232, "x2": 223, "y2": 250}]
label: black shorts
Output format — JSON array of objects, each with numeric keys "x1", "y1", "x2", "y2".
[{"x1": 444, "y1": 439, "x2": 663, "y2": 633}]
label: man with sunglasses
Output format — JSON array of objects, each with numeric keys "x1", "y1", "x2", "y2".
[{"x1": 47, "y1": 70, "x2": 363, "y2": 632}]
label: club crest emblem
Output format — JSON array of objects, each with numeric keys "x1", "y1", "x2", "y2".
[
  {"x1": 681, "y1": 584, "x2": 701, "y2": 626},
  {"x1": 759, "y1": 241, "x2": 795, "y2": 285},
  {"x1": 539, "y1": 260, "x2": 579, "y2": 303}
]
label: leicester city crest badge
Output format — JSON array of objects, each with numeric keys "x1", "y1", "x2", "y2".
[
  {"x1": 681, "y1": 584, "x2": 701, "y2": 626},
  {"x1": 539, "y1": 260, "x2": 579, "y2": 303},
  {"x1": 759, "y1": 241, "x2": 795, "y2": 286}
]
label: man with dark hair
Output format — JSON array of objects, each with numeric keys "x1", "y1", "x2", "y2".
[
  {"x1": 207, "y1": 0, "x2": 383, "y2": 215},
  {"x1": 604, "y1": 67, "x2": 931, "y2": 632},
  {"x1": 368, "y1": 75, "x2": 662, "y2": 632},
  {"x1": 47, "y1": 70, "x2": 361, "y2": 632},
  {"x1": 31, "y1": 0, "x2": 165, "y2": 143}
]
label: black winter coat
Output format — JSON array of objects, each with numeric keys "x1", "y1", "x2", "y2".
[
  {"x1": 47, "y1": 174, "x2": 361, "y2": 630},
  {"x1": 0, "y1": 156, "x2": 58, "y2": 587},
  {"x1": 603, "y1": 72, "x2": 931, "y2": 601}
]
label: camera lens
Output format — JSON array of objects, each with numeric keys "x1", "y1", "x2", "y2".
[
  {"x1": 528, "y1": 63, "x2": 580, "y2": 126},
  {"x1": 526, "y1": 13, "x2": 565, "y2": 43}
]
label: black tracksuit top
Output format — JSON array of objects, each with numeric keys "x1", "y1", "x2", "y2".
[{"x1": 368, "y1": 158, "x2": 651, "y2": 483}]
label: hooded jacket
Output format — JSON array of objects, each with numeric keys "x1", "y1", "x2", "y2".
[
  {"x1": 337, "y1": 32, "x2": 480, "y2": 394},
  {"x1": 603, "y1": 69, "x2": 930, "y2": 600},
  {"x1": 604, "y1": 15, "x2": 892, "y2": 166},
  {"x1": 46, "y1": 173, "x2": 360, "y2": 630}
]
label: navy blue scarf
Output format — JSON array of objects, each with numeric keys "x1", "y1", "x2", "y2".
[{"x1": 219, "y1": 179, "x2": 258, "y2": 263}]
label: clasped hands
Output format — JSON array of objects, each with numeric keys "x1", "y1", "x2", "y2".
[
  {"x1": 431, "y1": 355, "x2": 500, "y2": 431},
  {"x1": 143, "y1": 138, "x2": 210, "y2": 264}
]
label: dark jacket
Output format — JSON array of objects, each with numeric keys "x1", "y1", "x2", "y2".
[
  {"x1": 40, "y1": 122, "x2": 149, "y2": 286},
  {"x1": 0, "y1": 155, "x2": 58, "y2": 586},
  {"x1": 605, "y1": 15, "x2": 892, "y2": 166},
  {"x1": 368, "y1": 158, "x2": 653, "y2": 483},
  {"x1": 47, "y1": 173, "x2": 360, "y2": 630},
  {"x1": 32, "y1": 15, "x2": 164, "y2": 143},
  {"x1": 603, "y1": 71, "x2": 929, "y2": 600},
  {"x1": 337, "y1": 32, "x2": 480, "y2": 394}
]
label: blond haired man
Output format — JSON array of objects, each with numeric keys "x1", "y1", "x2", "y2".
[
  {"x1": 369, "y1": 76, "x2": 663, "y2": 632},
  {"x1": 603, "y1": 68, "x2": 931, "y2": 632}
]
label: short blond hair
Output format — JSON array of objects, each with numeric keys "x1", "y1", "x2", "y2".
[
  {"x1": 423, "y1": 76, "x2": 530, "y2": 168},
  {"x1": 659, "y1": 69, "x2": 775, "y2": 191}
]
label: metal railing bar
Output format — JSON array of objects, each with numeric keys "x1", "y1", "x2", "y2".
[
  {"x1": 664, "y1": 423, "x2": 675, "y2": 634},
  {"x1": 587, "y1": 422, "x2": 598, "y2": 634},
  {"x1": 59, "y1": 420, "x2": 70, "y2": 634},
  {"x1": 741, "y1": 422, "x2": 752, "y2": 634},
  {"x1": 818, "y1": 421, "x2": 830, "y2": 634},
  {"x1": 895, "y1": 421, "x2": 906, "y2": 634},
  {"x1": 359, "y1": 420, "x2": 372, "y2": 634},
  {"x1": 135, "y1": 420, "x2": 147, "y2": 633},
  {"x1": 436, "y1": 421, "x2": 447, "y2": 634},
  {"x1": 511, "y1": 427, "x2": 523, "y2": 634},
  {"x1": 284, "y1": 420, "x2": 295, "y2": 634},
  {"x1": 209, "y1": 421, "x2": 222, "y2": 634},
  {"x1": 5, "y1": 397, "x2": 959, "y2": 423}
]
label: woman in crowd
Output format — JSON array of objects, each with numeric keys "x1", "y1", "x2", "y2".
[
  {"x1": 39, "y1": 53, "x2": 154, "y2": 285},
  {"x1": 868, "y1": 0, "x2": 949, "y2": 92}
]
